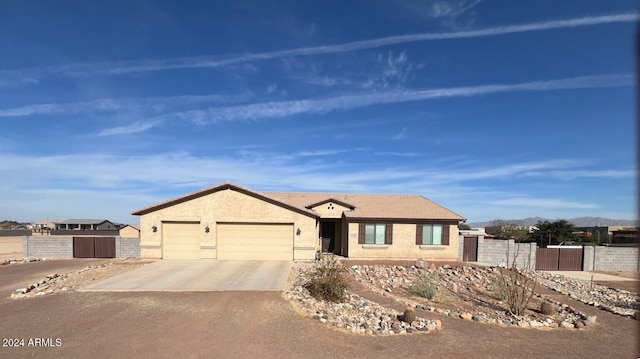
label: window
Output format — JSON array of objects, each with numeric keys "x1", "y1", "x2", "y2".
[
  {"x1": 365, "y1": 224, "x2": 386, "y2": 244},
  {"x1": 416, "y1": 224, "x2": 450, "y2": 245},
  {"x1": 358, "y1": 223, "x2": 393, "y2": 245}
]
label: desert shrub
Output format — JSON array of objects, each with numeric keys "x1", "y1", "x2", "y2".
[
  {"x1": 409, "y1": 273, "x2": 438, "y2": 300},
  {"x1": 497, "y1": 266, "x2": 537, "y2": 316},
  {"x1": 540, "y1": 301, "x2": 555, "y2": 315},
  {"x1": 491, "y1": 279, "x2": 508, "y2": 301},
  {"x1": 306, "y1": 255, "x2": 349, "y2": 303}
]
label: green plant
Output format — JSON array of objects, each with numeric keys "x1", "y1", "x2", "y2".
[
  {"x1": 306, "y1": 255, "x2": 349, "y2": 303},
  {"x1": 409, "y1": 273, "x2": 438, "y2": 300},
  {"x1": 540, "y1": 301, "x2": 555, "y2": 315},
  {"x1": 491, "y1": 279, "x2": 508, "y2": 301}
]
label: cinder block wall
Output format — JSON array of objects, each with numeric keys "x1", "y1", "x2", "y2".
[
  {"x1": 23, "y1": 236, "x2": 141, "y2": 258},
  {"x1": 476, "y1": 239, "x2": 536, "y2": 269},
  {"x1": 591, "y1": 247, "x2": 639, "y2": 271},
  {"x1": 117, "y1": 237, "x2": 140, "y2": 258},
  {"x1": 23, "y1": 236, "x2": 73, "y2": 258}
]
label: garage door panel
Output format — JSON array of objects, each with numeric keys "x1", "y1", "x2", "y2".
[
  {"x1": 163, "y1": 222, "x2": 201, "y2": 259},
  {"x1": 217, "y1": 223, "x2": 293, "y2": 260}
]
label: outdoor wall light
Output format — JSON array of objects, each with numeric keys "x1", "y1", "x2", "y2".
[
  {"x1": 151, "y1": 225, "x2": 157, "y2": 233},
  {"x1": 296, "y1": 228, "x2": 301, "y2": 236},
  {"x1": 205, "y1": 226, "x2": 210, "y2": 233}
]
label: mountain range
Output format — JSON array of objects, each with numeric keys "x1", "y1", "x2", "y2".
[{"x1": 467, "y1": 217, "x2": 637, "y2": 228}]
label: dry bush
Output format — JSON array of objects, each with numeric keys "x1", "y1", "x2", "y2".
[
  {"x1": 306, "y1": 255, "x2": 349, "y2": 303},
  {"x1": 409, "y1": 273, "x2": 438, "y2": 300},
  {"x1": 497, "y1": 250, "x2": 537, "y2": 316}
]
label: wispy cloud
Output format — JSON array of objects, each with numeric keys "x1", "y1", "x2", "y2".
[
  {"x1": 297, "y1": 150, "x2": 349, "y2": 157},
  {"x1": 490, "y1": 197, "x2": 599, "y2": 209},
  {"x1": 392, "y1": 127, "x2": 408, "y2": 140},
  {"x1": 0, "y1": 13, "x2": 636, "y2": 85},
  {"x1": 0, "y1": 93, "x2": 250, "y2": 118},
  {"x1": 523, "y1": 169, "x2": 636, "y2": 179},
  {"x1": 97, "y1": 121, "x2": 162, "y2": 136},
  {"x1": 168, "y1": 74, "x2": 632, "y2": 124},
  {"x1": 374, "y1": 152, "x2": 423, "y2": 157}
]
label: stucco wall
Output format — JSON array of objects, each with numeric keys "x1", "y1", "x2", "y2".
[
  {"x1": 346, "y1": 222, "x2": 459, "y2": 260},
  {"x1": 119, "y1": 226, "x2": 140, "y2": 238},
  {"x1": 139, "y1": 188, "x2": 319, "y2": 260}
]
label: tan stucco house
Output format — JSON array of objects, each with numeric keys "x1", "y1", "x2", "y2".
[
  {"x1": 119, "y1": 224, "x2": 140, "y2": 238},
  {"x1": 132, "y1": 182, "x2": 465, "y2": 261}
]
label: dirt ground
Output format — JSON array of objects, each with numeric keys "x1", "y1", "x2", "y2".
[
  {"x1": 0, "y1": 236, "x2": 23, "y2": 261},
  {"x1": 0, "y1": 260, "x2": 638, "y2": 358}
]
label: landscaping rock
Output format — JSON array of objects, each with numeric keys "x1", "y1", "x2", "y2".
[
  {"x1": 460, "y1": 312, "x2": 473, "y2": 320},
  {"x1": 400, "y1": 307, "x2": 416, "y2": 323}
]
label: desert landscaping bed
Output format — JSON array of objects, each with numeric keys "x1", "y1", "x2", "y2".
[
  {"x1": 9, "y1": 258, "x2": 144, "y2": 299},
  {"x1": 285, "y1": 259, "x2": 639, "y2": 334}
]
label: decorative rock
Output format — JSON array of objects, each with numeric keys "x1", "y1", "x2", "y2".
[
  {"x1": 575, "y1": 321, "x2": 585, "y2": 329},
  {"x1": 460, "y1": 312, "x2": 473, "y2": 320},
  {"x1": 529, "y1": 321, "x2": 543, "y2": 328},
  {"x1": 560, "y1": 321, "x2": 574, "y2": 329},
  {"x1": 400, "y1": 307, "x2": 416, "y2": 323},
  {"x1": 426, "y1": 322, "x2": 437, "y2": 331},
  {"x1": 415, "y1": 260, "x2": 425, "y2": 269}
]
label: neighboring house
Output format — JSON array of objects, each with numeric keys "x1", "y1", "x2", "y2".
[
  {"x1": 131, "y1": 182, "x2": 465, "y2": 261},
  {"x1": 119, "y1": 224, "x2": 140, "y2": 238},
  {"x1": 459, "y1": 228, "x2": 494, "y2": 239},
  {"x1": 54, "y1": 219, "x2": 119, "y2": 231}
]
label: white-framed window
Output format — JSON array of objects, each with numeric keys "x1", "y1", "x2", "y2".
[
  {"x1": 421, "y1": 224, "x2": 443, "y2": 245},
  {"x1": 365, "y1": 223, "x2": 386, "y2": 244}
]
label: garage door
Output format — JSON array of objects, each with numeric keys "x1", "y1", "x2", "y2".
[
  {"x1": 162, "y1": 222, "x2": 201, "y2": 259},
  {"x1": 217, "y1": 223, "x2": 293, "y2": 260}
]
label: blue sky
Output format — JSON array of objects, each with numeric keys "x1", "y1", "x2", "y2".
[{"x1": 0, "y1": 0, "x2": 636, "y2": 224}]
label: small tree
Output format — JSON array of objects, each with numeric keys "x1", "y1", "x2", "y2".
[
  {"x1": 486, "y1": 219, "x2": 529, "y2": 242},
  {"x1": 306, "y1": 255, "x2": 349, "y2": 303},
  {"x1": 528, "y1": 220, "x2": 577, "y2": 247},
  {"x1": 459, "y1": 223, "x2": 471, "y2": 230}
]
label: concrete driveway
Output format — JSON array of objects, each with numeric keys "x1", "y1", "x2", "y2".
[{"x1": 80, "y1": 260, "x2": 292, "y2": 291}]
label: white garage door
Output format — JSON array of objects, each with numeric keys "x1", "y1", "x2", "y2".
[
  {"x1": 162, "y1": 222, "x2": 201, "y2": 259},
  {"x1": 217, "y1": 223, "x2": 293, "y2": 260}
]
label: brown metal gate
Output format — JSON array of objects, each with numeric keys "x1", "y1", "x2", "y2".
[
  {"x1": 535, "y1": 248, "x2": 583, "y2": 271},
  {"x1": 535, "y1": 248, "x2": 559, "y2": 270},
  {"x1": 94, "y1": 237, "x2": 116, "y2": 258},
  {"x1": 73, "y1": 237, "x2": 95, "y2": 258},
  {"x1": 73, "y1": 237, "x2": 116, "y2": 258},
  {"x1": 463, "y1": 237, "x2": 478, "y2": 262}
]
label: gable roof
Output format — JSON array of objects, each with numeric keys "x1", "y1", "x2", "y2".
[
  {"x1": 131, "y1": 182, "x2": 319, "y2": 218},
  {"x1": 267, "y1": 192, "x2": 465, "y2": 221},
  {"x1": 304, "y1": 198, "x2": 356, "y2": 210},
  {"x1": 56, "y1": 219, "x2": 113, "y2": 225},
  {"x1": 131, "y1": 182, "x2": 465, "y2": 221}
]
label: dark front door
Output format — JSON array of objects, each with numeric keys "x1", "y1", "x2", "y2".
[{"x1": 320, "y1": 221, "x2": 336, "y2": 253}]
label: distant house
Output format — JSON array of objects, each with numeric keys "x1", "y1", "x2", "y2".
[
  {"x1": 119, "y1": 224, "x2": 140, "y2": 238},
  {"x1": 459, "y1": 228, "x2": 494, "y2": 239},
  {"x1": 54, "y1": 219, "x2": 119, "y2": 231}
]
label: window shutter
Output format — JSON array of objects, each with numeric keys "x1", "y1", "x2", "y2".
[
  {"x1": 358, "y1": 223, "x2": 365, "y2": 244},
  {"x1": 385, "y1": 224, "x2": 393, "y2": 245},
  {"x1": 416, "y1": 224, "x2": 423, "y2": 245},
  {"x1": 442, "y1": 224, "x2": 450, "y2": 245}
]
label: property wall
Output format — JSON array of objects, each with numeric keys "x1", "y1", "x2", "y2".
[
  {"x1": 139, "y1": 188, "x2": 319, "y2": 260},
  {"x1": 117, "y1": 237, "x2": 141, "y2": 258},
  {"x1": 346, "y1": 222, "x2": 459, "y2": 260},
  {"x1": 23, "y1": 236, "x2": 141, "y2": 258},
  {"x1": 475, "y1": 239, "x2": 536, "y2": 269},
  {"x1": 23, "y1": 236, "x2": 72, "y2": 257},
  {"x1": 582, "y1": 246, "x2": 639, "y2": 271}
]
